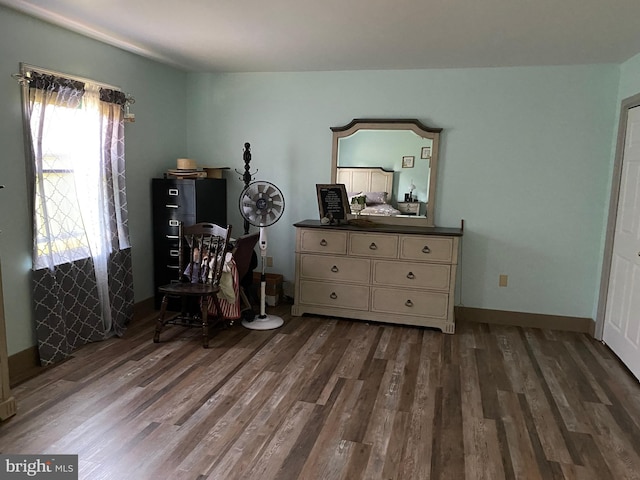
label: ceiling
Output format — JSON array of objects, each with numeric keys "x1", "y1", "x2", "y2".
[{"x1": 3, "y1": 0, "x2": 640, "y2": 73}]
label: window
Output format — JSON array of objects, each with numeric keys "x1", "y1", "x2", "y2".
[
  {"x1": 32, "y1": 98, "x2": 102, "y2": 268},
  {"x1": 27, "y1": 80, "x2": 128, "y2": 270}
]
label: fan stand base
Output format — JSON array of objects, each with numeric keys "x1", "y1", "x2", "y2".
[{"x1": 242, "y1": 314, "x2": 284, "y2": 330}]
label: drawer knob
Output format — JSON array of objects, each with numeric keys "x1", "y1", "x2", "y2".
[
  {"x1": 165, "y1": 204, "x2": 178, "y2": 209},
  {"x1": 406, "y1": 272, "x2": 415, "y2": 280},
  {"x1": 422, "y1": 245, "x2": 431, "y2": 254},
  {"x1": 320, "y1": 239, "x2": 328, "y2": 246},
  {"x1": 331, "y1": 265, "x2": 339, "y2": 273},
  {"x1": 369, "y1": 242, "x2": 378, "y2": 250},
  {"x1": 330, "y1": 292, "x2": 338, "y2": 299},
  {"x1": 405, "y1": 299, "x2": 414, "y2": 307}
]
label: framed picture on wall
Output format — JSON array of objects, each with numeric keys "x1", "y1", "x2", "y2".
[
  {"x1": 402, "y1": 156, "x2": 415, "y2": 168},
  {"x1": 421, "y1": 146, "x2": 431, "y2": 159}
]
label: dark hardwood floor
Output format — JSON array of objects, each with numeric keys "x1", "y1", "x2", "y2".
[{"x1": 1, "y1": 303, "x2": 640, "y2": 479}]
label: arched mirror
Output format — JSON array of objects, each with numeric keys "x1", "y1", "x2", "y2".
[{"x1": 330, "y1": 119, "x2": 442, "y2": 226}]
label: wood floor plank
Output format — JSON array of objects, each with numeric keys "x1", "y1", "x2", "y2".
[
  {"x1": 297, "y1": 338, "x2": 350, "y2": 403},
  {"x1": 475, "y1": 348, "x2": 501, "y2": 419},
  {"x1": 398, "y1": 342, "x2": 421, "y2": 412},
  {"x1": 177, "y1": 370, "x2": 279, "y2": 473},
  {"x1": 559, "y1": 462, "x2": 599, "y2": 480},
  {"x1": 398, "y1": 331, "x2": 438, "y2": 480},
  {"x1": 460, "y1": 344, "x2": 483, "y2": 420},
  {"x1": 517, "y1": 391, "x2": 567, "y2": 479},
  {"x1": 241, "y1": 400, "x2": 317, "y2": 480},
  {"x1": 532, "y1": 352, "x2": 593, "y2": 434},
  {"x1": 460, "y1": 345, "x2": 506, "y2": 480},
  {"x1": 341, "y1": 357, "x2": 387, "y2": 443},
  {"x1": 374, "y1": 340, "x2": 412, "y2": 412},
  {"x1": 361, "y1": 407, "x2": 397, "y2": 479},
  {"x1": 492, "y1": 327, "x2": 526, "y2": 394},
  {"x1": 497, "y1": 390, "x2": 544, "y2": 480},
  {"x1": 334, "y1": 324, "x2": 381, "y2": 380},
  {"x1": 374, "y1": 326, "x2": 403, "y2": 360},
  {"x1": 562, "y1": 339, "x2": 612, "y2": 405},
  {"x1": 381, "y1": 410, "x2": 409, "y2": 479},
  {"x1": 494, "y1": 415, "x2": 517, "y2": 480},
  {"x1": 514, "y1": 330, "x2": 576, "y2": 463},
  {"x1": 462, "y1": 418, "x2": 506, "y2": 480},
  {"x1": 568, "y1": 431, "x2": 614, "y2": 480},
  {"x1": 430, "y1": 362, "x2": 465, "y2": 480},
  {"x1": 2, "y1": 308, "x2": 640, "y2": 480},
  {"x1": 194, "y1": 352, "x2": 327, "y2": 479},
  {"x1": 341, "y1": 441, "x2": 372, "y2": 480},
  {"x1": 295, "y1": 377, "x2": 363, "y2": 479},
  {"x1": 584, "y1": 401, "x2": 640, "y2": 480}
]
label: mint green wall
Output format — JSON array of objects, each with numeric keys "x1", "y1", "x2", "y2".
[
  {"x1": 618, "y1": 52, "x2": 640, "y2": 101},
  {"x1": 186, "y1": 66, "x2": 619, "y2": 321},
  {"x1": 0, "y1": 5, "x2": 188, "y2": 355}
]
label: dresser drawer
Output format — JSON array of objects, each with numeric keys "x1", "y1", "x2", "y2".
[
  {"x1": 300, "y1": 254, "x2": 370, "y2": 283},
  {"x1": 371, "y1": 287, "x2": 448, "y2": 319},
  {"x1": 399, "y1": 236, "x2": 453, "y2": 263},
  {"x1": 397, "y1": 202, "x2": 420, "y2": 215},
  {"x1": 349, "y1": 233, "x2": 398, "y2": 258},
  {"x1": 299, "y1": 229, "x2": 347, "y2": 254},
  {"x1": 299, "y1": 280, "x2": 369, "y2": 310},
  {"x1": 372, "y1": 260, "x2": 450, "y2": 290}
]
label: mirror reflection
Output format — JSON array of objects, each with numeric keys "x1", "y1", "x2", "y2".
[{"x1": 330, "y1": 119, "x2": 441, "y2": 226}]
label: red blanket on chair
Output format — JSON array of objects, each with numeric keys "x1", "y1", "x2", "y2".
[{"x1": 207, "y1": 254, "x2": 241, "y2": 320}]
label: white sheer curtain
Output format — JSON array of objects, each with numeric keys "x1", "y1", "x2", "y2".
[{"x1": 23, "y1": 69, "x2": 133, "y2": 365}]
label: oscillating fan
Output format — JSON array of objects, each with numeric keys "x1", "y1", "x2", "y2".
[{"x1": 238, "y1": 180, "x2": 286, "y2": 330}]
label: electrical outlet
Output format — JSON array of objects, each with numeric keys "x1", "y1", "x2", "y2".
[
  {"x1": 499, "y1": 274, "x2": 508, "y2": 287},
  {"x1": 266, "y1": 256, "x2": 273, "y2": 267}
]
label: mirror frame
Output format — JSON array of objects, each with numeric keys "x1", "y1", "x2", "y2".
[{"x1": 330, "y1": 118, "x2": 442, "y2": 226}]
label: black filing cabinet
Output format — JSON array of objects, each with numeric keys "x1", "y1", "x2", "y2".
[{"x1": 152, "y1": 178, "x2": 227, "y2": 309}]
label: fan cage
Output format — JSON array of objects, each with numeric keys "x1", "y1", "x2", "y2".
[{"x1": 239, "y1": 181, "x2": 285, "y2": 227}]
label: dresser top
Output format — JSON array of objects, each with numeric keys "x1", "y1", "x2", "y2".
[{"x1": 293, "y1": 219, "x2": 463, "y2": 236}]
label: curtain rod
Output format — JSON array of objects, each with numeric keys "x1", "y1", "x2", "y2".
[
  {"x1": 13, "y1": 63, "x2": 135, "y2": 105},
  {"x1": 13, "y1": 63, "x2": 135, "y2": 106},
  {"x1": 17, "y1": 62, "x2": 122, "y2": 91}
]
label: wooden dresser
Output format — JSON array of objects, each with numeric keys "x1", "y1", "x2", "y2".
[{"x1": 291, "y1": 220, "x2": 463, "y2": 333}]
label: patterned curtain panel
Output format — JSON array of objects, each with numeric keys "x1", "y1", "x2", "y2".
[
  {"x1": 33, "y1": 258, "x2": 106, "y2": 365},
  {"x1": 24, "y1": 70, "x2": 133, "y2": 366}
]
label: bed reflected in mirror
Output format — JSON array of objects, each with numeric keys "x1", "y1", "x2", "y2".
[{"x1": 330, "y1": 119, "x2": 441, "y2": 227}]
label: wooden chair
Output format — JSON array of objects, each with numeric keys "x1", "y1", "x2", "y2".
[
  {"x1": 153, "y1": 222, "x2": 232, "y2": 348},
  {"x1": 231, "y1": 232, "x2": 259, "y2": 320}
]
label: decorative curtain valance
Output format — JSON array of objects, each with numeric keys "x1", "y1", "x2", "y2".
[
  {"x1": 26, "y1": 71, "x2": 128, "y2": 106},
  {"x1": 28, "y1": 72, "x2": 84, "y2": 93},
  {"x1": 99, "y1": 88, "x2": 127, "y2": 105}
]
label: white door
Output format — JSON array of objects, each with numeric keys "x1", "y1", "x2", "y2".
[{"x1": 604, "y1": 105, "x2": 640, "y2": 381}]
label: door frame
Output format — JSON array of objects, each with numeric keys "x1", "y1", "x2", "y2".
[{"x1": 595, "y1": 92, "x2": 640, "y2": 340}]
